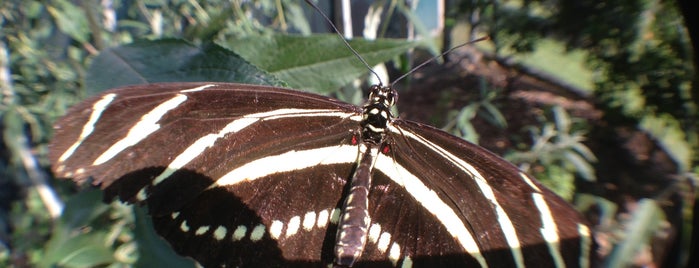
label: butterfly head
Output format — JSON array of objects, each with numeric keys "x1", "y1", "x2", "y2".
[
  {"x1": 367, "y1": 84, "x2": 397, "y2": 108},
  {"x1": 360, "y1": 84, "x2": 397, "y2": 144}
]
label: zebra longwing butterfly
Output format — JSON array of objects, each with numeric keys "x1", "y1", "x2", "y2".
[{"x1": 50, "y1": 79, "x2": 593, "y2": 267}]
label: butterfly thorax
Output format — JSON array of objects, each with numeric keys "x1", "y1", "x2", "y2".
[{"x1": 360, "y1": 85, "x2": 397, "y2": 144}]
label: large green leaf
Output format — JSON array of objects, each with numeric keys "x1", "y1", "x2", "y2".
[
  {"x1": 85, "y1": 35, "x2": 417, "y2": 96},
  {"x1": 85, "y1": 39, "x2": 285, "y2": 96},
  {"x1": 223, "y1": 34, "x2": 419, "y2": 93},
  {"x1": 40, "y1": 189, "x2": 114, "y2": 268}
]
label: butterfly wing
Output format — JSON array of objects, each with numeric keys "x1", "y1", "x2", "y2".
[
  {"x1": 50, "y1": 82, "x2": 365, "y2": 266},
  {"x1": 349, "y1": 119, "x2": 592, "y2": 267}
]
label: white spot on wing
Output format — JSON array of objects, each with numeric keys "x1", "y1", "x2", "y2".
[
  {"x1": 233, "y1": 225, "x2": 247, "y2": 241},
  {"x1": 213, "y1": 226, "x2": 227, "y2": 240},
  {"x1": 329, "y1": 208, "x2": 341, "y2": 224},
  {"x1": 368, "y1": 223, "x2": 381, "y2": 243},
  {"x1": 317, "y1": 209, "x2": 330, "y2": 228},
  {"x1": 303, "y1": 211, "x2": 316, "y2": 231},
  {"x1": 533, "y1": 193, "x2": 565, "y2": 267},
  {"x1": 58, "y1": 93, "x2": 117, "y2": 162},
  {"x1": 389, "y1": 243, "x2": 401, "y2": 266},
  {"x1": 377, "y1": 232, "x2": 391, "y2": 253},
  {"x1": 286, "y1": 216, "x2": 301, "y2": 237},
  {"x1": 270, "y1": 220, "x2": 283, "y2": 240},
  {"x1": 93, "y1": 94, "x2": 188, "y2": 165},
  {"x1": 180, "y1": 220, "x2": 190, "y2": 232},
  {"x1": 250, "y1": 224, "x2": 266, "y2": 241},
  {"x1": 402, "y1": 256, "x2": 413, "y2": 268},
  {"x1": 195, "y1": 226, "x2": 210, "y2": 235}
]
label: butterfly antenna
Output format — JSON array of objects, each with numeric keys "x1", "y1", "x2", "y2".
[
  {"x1": 305, "y1": 0, "x2": 383, "y2": 86},
  {"x1": 390, "y1": 36, "x2": 490, "y2": 87}
]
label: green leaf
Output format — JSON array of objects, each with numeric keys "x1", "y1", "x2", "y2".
[
  {"x1": 40, "y1": 189, "x2": 115, "y2": 268},
  {"x1": 85, "y1": 39, "x2": 285, "y2": 96},
  {"x1": 223, "y1": 34, "x2": 419, "y2": 93},
  {"x1": 132, "y1": 207, "x2": 196, "y2": 268},
  {"x1": 605, "y1": 199, "x2": 665, "y2": 268},
  {"x1": 46, "y1": 0, "x2": 90, "y2": 43},
  {"x1": 562, "y1": 150, "x2": 596, "y2": 181}
]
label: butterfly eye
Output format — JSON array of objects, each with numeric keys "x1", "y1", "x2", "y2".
[{"x1": 386, "y1": 88, "x2": 397, "y2": 106}]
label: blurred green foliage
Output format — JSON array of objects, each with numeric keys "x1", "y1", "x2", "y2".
[{"x1": 455, "y1": 0, "x2": 696, "y2": 170}]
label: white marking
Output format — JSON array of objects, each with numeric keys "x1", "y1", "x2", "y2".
[
  {"x1": 401, "y1": 256, "x2": 413, "y2": 268},
  {"x1": 578, "y1": 223, "x2": 591, "y2": 268},
  {"x1": 377, "y1": 232, "x2": 391, "y2": 253},
  {"x1": 345, "y1": 193, "x2": 354, "y2": 205},
  {"x1": 215, "y1": 145, "x2": 357, "y2": 186},
  {"x1": 135, "y1": 187, "x2": 147, "y2": 201},
  {"x1": 213, "y1": 226, "x2": 227, "y2": 240},
  {"x1": 317, "y1": 209, "x2": 330, "y2": 228},
  {"x1": 389, "y1": 243, "x2": 401, "y2": 266},
  {"x1": 152, "y1": 117, "x2": 258, "y2": 185},
  {"x1": 330, "y1": 208, "x2": 341, "y2": 224},
  {"x1": 286, "y1": 216, "x2": 301, "y2": 237},
  {"x1": 233, "y1": 225, "x2": 247, "y2": 241},
  {"x1": 151, "y1": 108, "x2": 356, "y2": 187},
  {"x1": 385, "y1": 125, "x2": 538, "y2": 267},
  {"x1": 303, "y1": 211, "x2": 316, "y2": 231},
  {"x1": 270, "y1": 220, "x2": 283, "y2": 239},
  {"x1": 368, "y1": 223, "x2": 381, "y2": 243},
  {"x1": 250, "y1": 224, "x2": 266, "y2": 242},
  {"x1": 195, "y1": 226, "x2": 210, "y2": 235},
  {"x1": 180, "y1": 220, "x2": 190, "y2": 232},
  {"x1": 58, "y1": 93, "x2": 117, "y2": 162},
  {"x1": 75, "y1": 168, "x2": 85, "y2": 175},
  {"x1": 367, "y1": 124, "x2": 385, "y2": 132},
  {"x1": 533, "y1": 193, "x2": 564, "y2": 268},
  {"x1": 171, "y1": 212, "x2": 180, "y2": 219},
  {"x1": 254, "y1": 108, "x2": 355, "y2": 121},
  {"x1": 366, "y1": 223, "x2": 408, "y2": 267},
  {"x1": 374, "y1": 154, "x2": 486, "y2": 265},
  {"x1": 93, "y1": 94, "x2": 188, "y2": 165},
  {"x1": 179, "y1": 84, "x2": 215, "y2": 93},
  {"x1": 520, "y1": 172, "x2": 541, "y2": 192}
]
